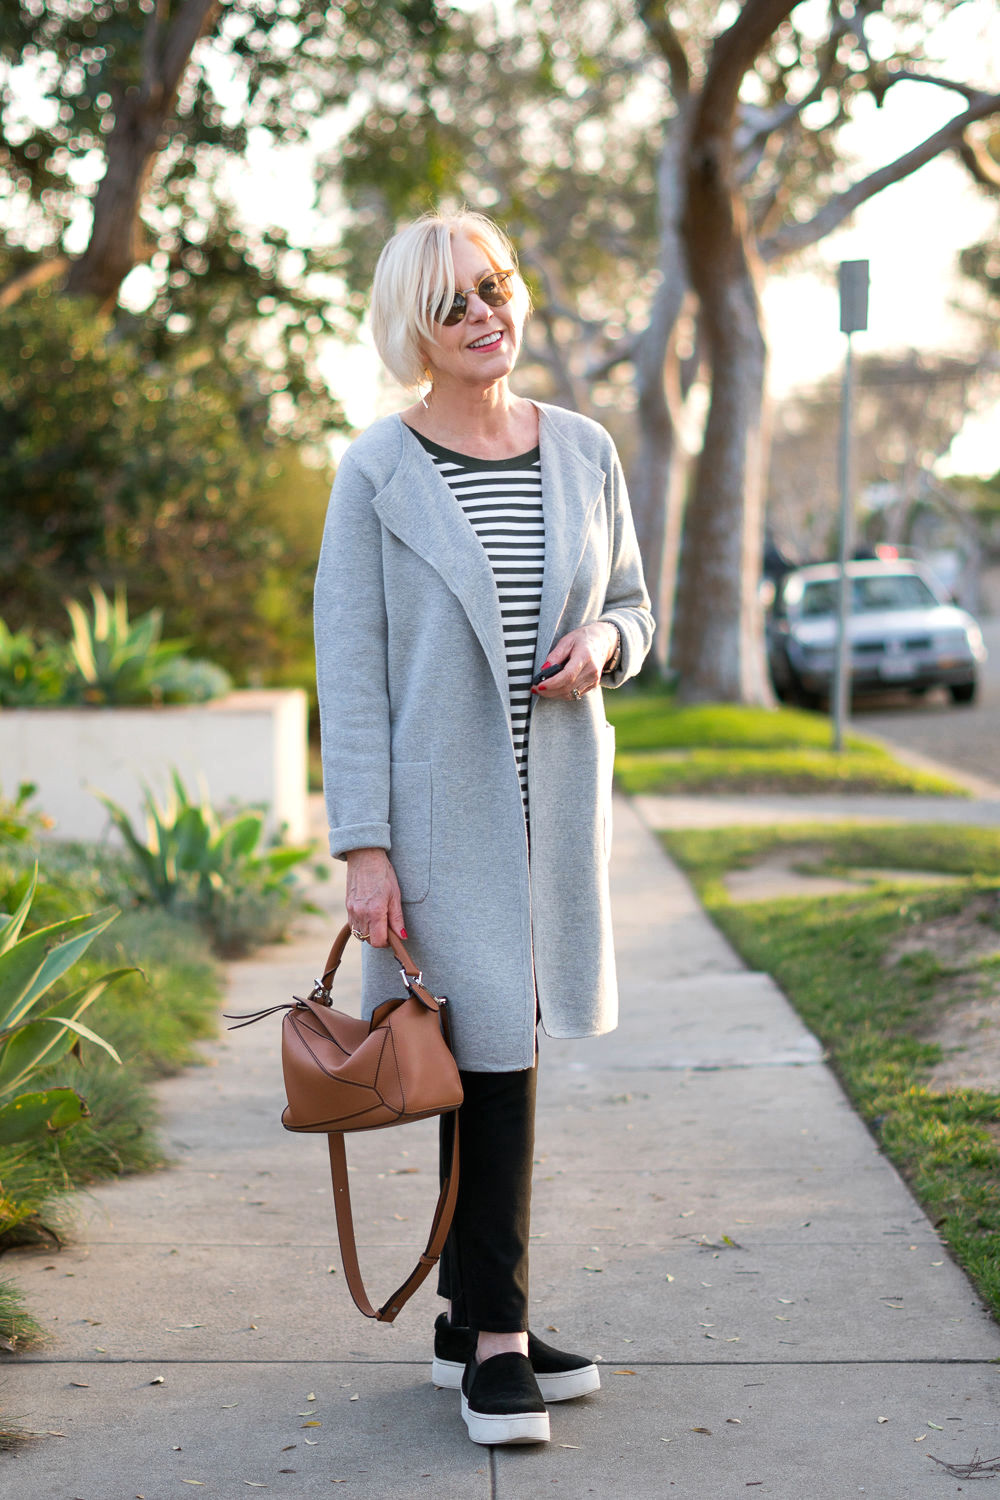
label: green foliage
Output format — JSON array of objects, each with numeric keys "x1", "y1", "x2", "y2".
[
  {"x1": 0, "y1": 1277, "x2": 44, "y2": 1359},
  {"x1": 0, "y1": 867, "x2": 127, "y2": 1147},
  {"x1": 97, "y1": 771, "x2": 315, "y2": 956},
  {"x1": 0, "y1": 784, "x2": 51, "y2": 846},
  {"x1": 0, "y1": 621, "x2": 67, "y2": 706},
  {"x1": 662, "y1": 824, "x2": 1000, "y2": 1320},
  {"x1": 0, "y1": 586, "x2": 232, "y2": 708}
]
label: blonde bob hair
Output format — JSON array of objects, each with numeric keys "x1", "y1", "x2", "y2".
[{"x1": 370, "y1": 210, "x2": 529, "y2": 390}]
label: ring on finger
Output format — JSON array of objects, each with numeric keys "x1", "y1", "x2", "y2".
[
  {"x1": 571, "y1": 687, "x2": 583, "y2": 700},
  {"x1": 351, "y1": 926, "x2": 370, "y2": 942}
]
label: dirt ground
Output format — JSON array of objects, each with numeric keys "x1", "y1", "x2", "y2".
[{"x1": 722, "y1": 860, "x2": 1000, "y2": 1095}]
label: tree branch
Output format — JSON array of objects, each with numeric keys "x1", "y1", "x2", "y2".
[
  {"x1": 878, "y1": 67, "x2": 988, "y2": 105},
  {"x1": 760, "y1": 92, "x2": 1000, "y2": 261},
  {"x1": 160, "y1": 0, "x2": 221, "y2": 106},
  {"x1": 639, "y1": 0, "x2": 692, "y2": 99},
  {"x1": 957, "y1": 133, "x2": 1000, "y2": 189},
  {"x1": 0, "y1": 255, "x2": 70, "y2": 309},
  {"x1": 699, "y1": 0, "x2": 800, "y2": 133}
]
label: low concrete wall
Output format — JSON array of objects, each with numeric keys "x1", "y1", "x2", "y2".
[{"x1": 1, "y1": 690, "x2": 309, "y2": 844}]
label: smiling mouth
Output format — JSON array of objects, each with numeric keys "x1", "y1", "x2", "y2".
[{"x1": 468, "y1": 331, "x2": 503, "y2": 350}]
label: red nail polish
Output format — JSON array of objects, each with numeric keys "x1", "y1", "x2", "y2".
[
  {"x1": 400, "y1": 927, "x2": 408, "y2": 939},
  {"x1": 541, "y1": 660, "x2": 551, "y2": 669}
]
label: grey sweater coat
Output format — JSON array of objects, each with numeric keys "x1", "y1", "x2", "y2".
[{"x1": 314, "y1": 402, "x2": 654, "y2": 1070}]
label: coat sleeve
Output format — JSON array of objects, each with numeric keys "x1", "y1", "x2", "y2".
[
  {"x1": 598, "y1": 443, "x2": 655, "y2": 687},
  {"x1": 313, "y1": 452, "x2": 392, "y2": 859}
]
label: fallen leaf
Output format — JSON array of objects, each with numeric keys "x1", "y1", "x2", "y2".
[
  {"x1": 304, "y1": 1438, "x2": 318, "y2": 1446},
  {"x1": 297, "y1": 1411, "x2": 316, "y2": 1417},
  {"x1": 46, "y1": 1431, "x2": 67, "y2": 1437},
  {"x1": 883, "y1": 1303, "x2": 904, "y2": 1310},
  {"x1": 877, "y1": 1416, "x2": 889, "y2": 1424},
  {"x1": 244, "y1": 1484, "x2": 266, "y2": 1488},
  {"x1": 660, "y1": 1437, "x2": 674, "y2": 1444},
  {"x1": 582, "y1": 1265, "x2": 603, "y2": 1272},
  {"x1": 927, "y1": 1421, "x2": 943, "y2": 1430},
  {"x1": 546, "y1": 1325, "x2": 559, "y2": 1332},
  {"x1": 149, "y1": 1376, "x2": 165, "y2": 1386},
  {"x1": 70, "y1": 1381, "x2": 89, "y2": 1388},
  {"x1": 248, "y1": 1323, "x2": 258, "y2": 1330},
  {"x1": 167, "y1": 1324, "x2": 204, "y2": 1331},
  {"x1": 306, "y1": 1393, "x2": 316, "y2": 1402},
  {"x1": 915, "y1": 1435, "x2": 926, "y2": 1442},
  {"x1": 612, "y1": 1369, "x2": 636, "y2": 1375},
  {"x1": 727, "y1": 1418, "x2": 742, "y2": 1425},
  {"x1": 94, "y1": 1346, "x2": 107, "y2": 1352},
  {"x1": 776, "y1": 1298, "x2": 794, "y2": 1305},
  {"x1": 221, "y1": 1402, "x2": 239, "y2": 1409},
  {"x1": 349, "y1": 1394, "x2": 359, "y2": 1402},
  {"x1": 690, "y1": 1427, "x2": 712, "y2": 1435},
  {"x1": 775, "y1": 1316, "x2": 790, "y2": 1322},
  {"x1": 931, "y1": 1261, "x2": 943, "y2": 1267},
  {"x1": 557, "y1": 1444, "x2": 581, "y2": 1449},
  {"x1": 301, "y1": 1420, "x2": 321, "y2": 1427},
  {"x1": 280, "y1": 1445, "x2": 295, "y2": 1452},
  {"x1": 700, "y1": 1281, "x2": 713, "y2": 1288},
  {"x1": 679, "y1": 1210, "x2": 695, "y2": 1218}
]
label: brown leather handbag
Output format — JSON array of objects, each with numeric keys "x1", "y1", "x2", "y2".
[{"x1": 227, "y1": 924, "x2": 462, "y2": 1323}]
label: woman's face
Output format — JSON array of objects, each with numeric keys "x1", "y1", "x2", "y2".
[{"x1": 423, "y1": 233, "x2": 525, "y2": 391}]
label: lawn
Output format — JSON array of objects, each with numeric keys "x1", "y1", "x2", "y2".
[
  {"x1": 659, "y1": 821, "x2": 1000, "y2": 1320},
  {"x1": 606, "y1": 688, "x2": 966, "y2": 796}
]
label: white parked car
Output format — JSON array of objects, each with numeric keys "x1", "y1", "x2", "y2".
[{"x1": 767, "y1": 560, "x2": 987, "y2": 708}]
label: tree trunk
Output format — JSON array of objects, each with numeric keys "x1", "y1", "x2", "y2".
[
  {"x1": 64, "y1": 97, "x2": 165, "y2": 310},
  {"x1": 672, "y1": 98, "x2": 774, "y2": 705},
  {"x1": 627, "y1": 100, "x2": 692, "y2": 670},
  {"x1": 64, "y1": 0, "x2": 219, "y2": 311}
]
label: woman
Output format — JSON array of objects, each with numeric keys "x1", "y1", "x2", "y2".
[{"x1": 314, "y1": 210, "x2": 653, "y2": 1446}]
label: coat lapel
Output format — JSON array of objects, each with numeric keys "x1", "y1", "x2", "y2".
[
  {"x1": 371, "y1": 421, "x2": 511, "y2": 713},
  {"x1": 534, "y1": 406, "x2": 606, "y2": 669}
]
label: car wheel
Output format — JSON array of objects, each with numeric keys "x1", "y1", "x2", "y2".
[{"x1": 949, "y1": 679, "x2": 977, "y2": 705}]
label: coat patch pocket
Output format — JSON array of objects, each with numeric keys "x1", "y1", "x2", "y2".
[{"x1": 388, "y1": 761, "x2": 432, "y2": 903}]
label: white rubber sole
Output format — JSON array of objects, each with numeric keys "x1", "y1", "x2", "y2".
[
  {"x1": 434, "y1": 1356, "x2": 601, "y2": 1402},
  {"x1": 461, "y1": 1391, "x2": 550, "y2": 1445}
]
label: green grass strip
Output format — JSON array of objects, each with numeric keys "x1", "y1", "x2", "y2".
[
  {"x1": 615, "y1": 747, "x2": 964, "y2": 797},
  {"x1": 605, "y1": 689, "x2": 966, "y2": 796},
  {"x1": 660, "y1": 824, "x2": 1000, "y2": 1321}
]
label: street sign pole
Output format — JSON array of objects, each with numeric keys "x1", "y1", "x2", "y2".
[{"x1": 832, "y1": 260, "x2": 869, "y2": 753}]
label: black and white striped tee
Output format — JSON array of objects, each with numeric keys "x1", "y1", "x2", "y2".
[{"x1": 412, "y1": 430, "x2": 544, "y2": 819}]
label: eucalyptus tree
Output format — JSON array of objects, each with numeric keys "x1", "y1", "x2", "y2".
[
  {"x1": 0, "y1": 0, "x2": 439, "y2": 660},
  {"x1": 630, "y1": 0, "x2": 1000, "y2": 700},
  {"x1": 333, "y1": 0, "x2": 1000, "y2": 702}
]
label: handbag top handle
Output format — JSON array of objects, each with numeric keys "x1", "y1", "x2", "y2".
[{"x1": 316, "y1": 924, "x2": 441, "y2": 1013}]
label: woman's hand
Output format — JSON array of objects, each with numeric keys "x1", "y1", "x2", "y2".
[
  {"x1": 531, "y1": 621, "x2": 618, "y2": 701},
  {"x1": 344, "y1": 848, "x2": 405, "y2": 948}
]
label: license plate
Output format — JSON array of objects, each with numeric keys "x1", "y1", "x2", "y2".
[{"x1": 879, "y1": 657, "x2": 917, "y2": 680}]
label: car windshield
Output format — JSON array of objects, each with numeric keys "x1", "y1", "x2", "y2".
[{"x1": 798, "y1": 574, "x2": 938, "y2": 617}]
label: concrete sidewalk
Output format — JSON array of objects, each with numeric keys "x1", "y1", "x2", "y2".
[{"x1": 4, "y1": 797, "x2": 1000, "y2": 1498}]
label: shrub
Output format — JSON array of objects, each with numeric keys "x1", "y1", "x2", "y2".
[{"x1": 97, "y1": 770, "x2": 316, "y2": 956}]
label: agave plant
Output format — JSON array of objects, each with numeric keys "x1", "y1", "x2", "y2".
[
  {"x1": 96, "y1": 771, "x2": 314, "y2": 953},
  {"x1": 63, "y1": 585, "x2": 186, "y2": 706},
  {"x1": 0, "y1": 869, "x2": 127, "y2": 1147}
]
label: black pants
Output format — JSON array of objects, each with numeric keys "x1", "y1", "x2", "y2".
[{"x1": 437, "y1": 1061, "x2": 538, "y2": 1333}]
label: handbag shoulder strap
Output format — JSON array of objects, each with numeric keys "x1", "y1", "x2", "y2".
[{"x1": 326, "y1": 1110, "x2": 460, "y2": 1323}]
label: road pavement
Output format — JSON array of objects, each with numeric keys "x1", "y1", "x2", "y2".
[
  {"x1": 4, "y1": 798, "x2": 999, "y2": 1498},
  {"x1": 853, "y1": 617, "x2": 1000, "y2": 791}
]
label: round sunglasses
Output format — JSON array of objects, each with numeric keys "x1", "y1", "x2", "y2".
[{"x1": 434, "y1": 269, "x2": 515, "y2": 326}]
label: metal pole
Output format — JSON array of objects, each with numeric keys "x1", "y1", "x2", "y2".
[
  {"x1": 832, "y1": 258, "x2": 868, "y2": 752},
  {"x1": 832, "y1": 333, "x2": 854, "y2": 753}
]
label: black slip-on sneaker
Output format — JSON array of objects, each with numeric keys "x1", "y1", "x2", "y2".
[
  {"x1": 432, "y1": 1314, "x2": 601, "y2": 1402},
  {"x1": 460, "y1": 1352, "x2": 550, "y2": 1446}
]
